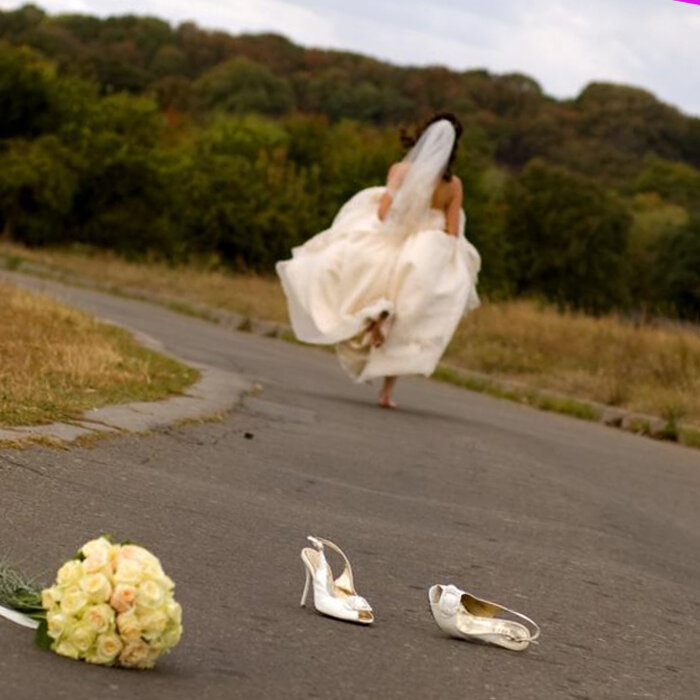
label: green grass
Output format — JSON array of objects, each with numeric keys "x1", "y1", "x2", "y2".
[{"x1": 433, "y1": 366, "x2": 601, "y2": 421}]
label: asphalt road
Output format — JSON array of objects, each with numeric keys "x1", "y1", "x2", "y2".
[{"x1": 1, "y1": 275, "x2": 699, "y2": 700}]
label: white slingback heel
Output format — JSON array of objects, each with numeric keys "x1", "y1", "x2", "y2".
[
  {"x1": 428, "y1": 584, "x2": 540, "y2": 651},
  {"x1": 300, "y1": 536, "x2": 374, "y2": 625}
]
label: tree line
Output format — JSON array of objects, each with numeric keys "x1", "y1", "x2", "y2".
[{"x1": 1, "y1": 5, "x2": 699, "y2": 318}]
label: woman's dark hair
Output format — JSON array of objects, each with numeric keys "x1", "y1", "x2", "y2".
[{"x1": 400, "y1": 112, "x2": 463, "y2": 182}]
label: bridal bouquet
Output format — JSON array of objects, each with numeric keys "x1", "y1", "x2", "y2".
[{"x1": 0, "y1": 536, "x2": 182, "y2": 669}]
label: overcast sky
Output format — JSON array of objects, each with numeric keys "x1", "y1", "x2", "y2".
[{"x1": 3, "y1": 0, "x2": 700, "y2": 116}]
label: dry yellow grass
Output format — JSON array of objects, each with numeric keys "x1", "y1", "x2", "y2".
[
  {"x1": 0, "y1": 280, "x2": 198, "y2": 426},
  {"x1": 3, "y1": 242, "x2": 700, "y2": 427},
  {"x1": 445, "y1": 300, "x2": 700, "y2": 426},
  {"x1": 1, "y1": 243, "x2": 289, "y2": 324}
]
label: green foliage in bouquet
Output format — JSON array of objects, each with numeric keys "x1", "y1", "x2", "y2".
[{"x1": 0, "y1": 560, "x2": 44, "y2": 620}]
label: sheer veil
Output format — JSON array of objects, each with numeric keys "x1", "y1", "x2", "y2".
[{"x1": 382, "y1": 119, "x2": 456, "y2": 238}]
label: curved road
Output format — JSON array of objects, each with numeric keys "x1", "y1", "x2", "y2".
[{"x1": 1, "y1": 274, "x2": 699, "y2": 700}]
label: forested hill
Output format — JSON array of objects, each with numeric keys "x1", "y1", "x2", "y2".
[
  {"x1": 1, "y1": 4, "x2": 699, "y2": 317},
  {"x1": 2, "y1": 4, "x2": 699, "y2": 172}
]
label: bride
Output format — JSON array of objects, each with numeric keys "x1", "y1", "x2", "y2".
[{"x1": 276, "y1": 113, "x2": 481, "y2": 408}]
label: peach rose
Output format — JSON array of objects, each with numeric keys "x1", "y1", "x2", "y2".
[
  {"x1": 110, "y1": 584, "x2": 137, "y2": 613},
  {"x1": 119, "y1": 640, "x2": 153, "y2": 669},
  {"x1": 84, "y1": 603, "x2": 115, "y2": 634},
  {"x1": 116, "y1": 545, "x2": 159, "y2": 567},
  {"x1": 96, "y1": 633, "x2": 123, "y2": 662},
  {"x1": 82, "y1": 548, "x2": 111, "y2": 575},
  {"x1": 116, "y1": 610, "x2": 143, "y2": 642}
]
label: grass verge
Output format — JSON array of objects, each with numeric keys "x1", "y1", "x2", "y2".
[
  {"x1": 433, "y1": 366, "x2": 601, "y2": 421},
  {"x1": 0, "y1": 280, "x2": 198, "y2": 426}
]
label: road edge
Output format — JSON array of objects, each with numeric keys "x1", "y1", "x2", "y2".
[{"x1": 0, "y1": 275, "x2": 253, "y2": 447}]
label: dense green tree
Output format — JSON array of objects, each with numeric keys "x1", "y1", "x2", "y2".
[
  {"x1": 299, "y1": 68, "x2": 413, "y2": 123},
  {"x1": 173, "y1": 115, "x2": 320, "y2": 268},
  {"x1": 0, "y1": 4, "x2": 44, "y2": 37},
  {"x1": 505, "y1": 160, "x2": 632, "y2": 312},
  {"x1": 0, "y1": 135, "x2": 80, "y2": 242},
  {"x1": 0, "y1": 43, "x2": 54, "y2": 138},
  {"x1": 150, "y1": 44, "x2": 188, "y2": 78},
  {"x1": 635, "y1": 155, "x2": 700, "y2": 210},
  {"x1": 655, "y1": 218, "x2": 700, "y2": 319},
  {"x1": 575, "y1": 83, "x2": 688, "y2": 160},
  {"x1": 195, "y1": 57, "x2": 295, "y2": 115},
  {"x1": 62, "y1": 93, "x2": 176, "y2": 254}
]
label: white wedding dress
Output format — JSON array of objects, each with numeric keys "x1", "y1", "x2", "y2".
[{"x1": 276, "y1": 120, "x2": 481, "y2": 383}]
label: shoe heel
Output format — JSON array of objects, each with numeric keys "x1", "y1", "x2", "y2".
[{"x1": 300, "y1": 566, "x2": 311, "y2": 607}]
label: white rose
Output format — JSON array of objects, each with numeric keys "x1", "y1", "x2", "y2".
[
  {"x1": 56, "y1": 560, "x2": 83, "y2": 587},
  {"x1": 68, "y1": 621, "x2": 96, "y2": 653},
  {"x1": 47, "y1": 610, "x2": 73, "y2": 640},
  {"x1": 139, "y1": 609, "x2": 168, "y2": 639},
  {"x1": 81, "y1": 537, "x2": 113, "y2": 559},
  {"x1": 84, "y1": 603, "x2": 115, "y2": 634},
  {"x1": 141, "y1": 560, "x2": 166, "y2": 582},
  {"x1": 84, "y1": 650, "x2": 111, "y2": 666},
  {"x1": 166, "y1": 600, "x2": 182, "y2": 625},
  {"x1": 41, "y1": 586, "x2": 61, "y2": 610},
  {"x1": 54, "y1": 639, "x2": 80, "y2": 660},
  {"x1": 159, "y1": 623, "x2": 182, "y2": 650},
  {"x1": 136, "y1": 580, "x2": 165, "y2": 609},
  {"x1": 79, "y1": 573, "x2": 112, "y2": 603},
  {"x1": 114, "y1": 560, "x2": 144, "y2": 585},
  {"x1": 60, "y1": 586, "x2": 89, "y2": 616}
]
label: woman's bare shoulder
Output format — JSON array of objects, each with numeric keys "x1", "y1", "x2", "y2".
[{"x1": 388, "y1": 161, "x2": 410, "y2": 177}]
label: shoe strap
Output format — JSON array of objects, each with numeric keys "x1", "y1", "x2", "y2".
[
  {"x1": 307, "y1": 536, "x2": 355, "y2": 593},
  {"x1": 492, "y1": 602, "x2": 541, "y2": 643}
]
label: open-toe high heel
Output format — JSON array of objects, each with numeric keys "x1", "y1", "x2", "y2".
[{"x1": 300, "y1": 536, "x2": 374, "y2": 624}]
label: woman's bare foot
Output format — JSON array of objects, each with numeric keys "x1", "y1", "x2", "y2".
[{"x1": 379, "y1": 376, "x2": 397, "y2": 408}]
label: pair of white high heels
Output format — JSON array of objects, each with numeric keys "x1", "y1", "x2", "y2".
[{"x1": 300, "y1": 536, "x2": 540, "y2": 652}]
